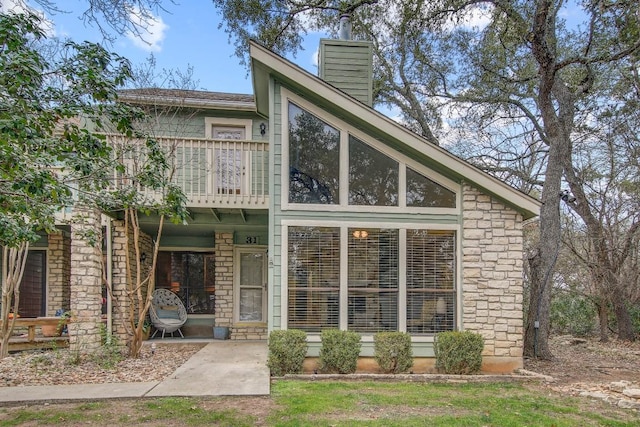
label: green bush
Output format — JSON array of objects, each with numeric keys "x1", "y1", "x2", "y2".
[
  {"x1": 267, "y1": 329, "x2": 308, "y2": 376},
  {"x1": 373, "y1": 332, "x2": 413, "y2": 373},
  {"x1": 319, "y1": 329, "x2": 361, "y2": 374},
  {"x1": 434, "y1": 331, "x2": 484, "y2": 374},
  {"x1": 550, "y1": 292, "x2": 595, "y2": 337}
]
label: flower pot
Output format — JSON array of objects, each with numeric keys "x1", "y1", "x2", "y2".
[{"x1": 41, "y1": 324, "x2": 62, "y2": 337}]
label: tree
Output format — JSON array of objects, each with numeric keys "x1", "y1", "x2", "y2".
[
  {"x1": 0, "y1": 10, "x2": 186, "y2": 358},
  {"x1": 5, "y1": 0, "x2": 175, "y2": 43},
  {"x1": 212, "y1": 0, "x2": 640, "y2": 357}
]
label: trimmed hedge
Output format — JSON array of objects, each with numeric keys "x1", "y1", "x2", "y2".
[
  {"x1": 374, "y1": 332, "x2": 413, "y2": 373},
  {"x1": 267, "y1": 329, "x2": 308, "y2": 376},
  {"x1": 434, "y1": 331, "x2": 484, "y2": 374},
  {"x1": 319, "y1": 329, "x2": 361, "y2": 374}
]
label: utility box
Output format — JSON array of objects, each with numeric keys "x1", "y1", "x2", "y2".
[{"x1": 213, "y1": 326, "x2": 230, "y2": 340}]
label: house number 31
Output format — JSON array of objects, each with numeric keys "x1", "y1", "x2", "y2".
[{"x1": 245, "y1": 236, "x2": 258, "y2": 244}]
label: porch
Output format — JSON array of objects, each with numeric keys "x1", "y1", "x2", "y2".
[{"x1": 107, "y1": 135, "x2": 270, "y2": 209}]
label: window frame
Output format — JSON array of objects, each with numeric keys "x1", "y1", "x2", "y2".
[
  {"x1": 280, "y1": 220, "x2": 461, "y2": 342},
  {"x1": 280, "y1": 88, "x2": 460, "y2": 214},
  {"x1": 233, "y1": 246, "x2": 268, "y2": 325},
  {"x1": 155, "y1": 247, "x2": 216, "y2": 317}
]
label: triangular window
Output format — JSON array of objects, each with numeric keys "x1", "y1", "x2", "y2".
[{"x1": 406, "y1": 167, "x2": 456, "y2": 208}]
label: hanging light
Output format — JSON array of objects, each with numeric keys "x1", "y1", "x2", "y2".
[{"x1": 352, "y1": 230, "x2": 369, "y2": 239}]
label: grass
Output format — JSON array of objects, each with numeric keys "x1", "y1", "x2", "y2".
[{"x1": 0, "y1": 380, "x2": 637, "y2": 426}]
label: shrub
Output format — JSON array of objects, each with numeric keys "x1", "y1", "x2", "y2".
[
  {"x1": 434, "y1": 331, "x2": 484, "y2": 374},
  {"x1": 267, "y1": 329, "x2": 308, "y2": 376},
  {"x1": 550, "y1": 292, "x2": 595, "y2": 337},
  {"x1": 319, "y1": 329, "x2": 361, "y2": 374},
  {"x1": 373, "y1": 332, "x2": 413, "y2": 373}
]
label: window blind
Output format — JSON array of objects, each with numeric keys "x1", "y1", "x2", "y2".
[{"x1": 287, "y1": 227, "x2": 340, "y2": 331}]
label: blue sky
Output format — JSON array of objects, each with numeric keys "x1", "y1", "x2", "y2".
[{"x1": 8, "y1": 0, "x2": 324, "y2": 94}]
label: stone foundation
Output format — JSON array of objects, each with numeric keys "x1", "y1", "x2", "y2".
[{"x1": 302, "y1": 356, "x2": 520, "y2": 374}]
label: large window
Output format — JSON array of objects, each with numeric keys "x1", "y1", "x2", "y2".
[
  {"x1": 286, "y1": 226, "x2": 456, "y2": 334},
  {"x1": 288, "y1": 227, "x2": 340, "y2": 331},
  {"x1": 286, "y1": 99, "x2": 457, "y2": 210},
  {"x1": 406, "y1": 230, "x2": 455, "y2": 334},
  {"x1": 349, "y1": 136, "x2": 399, "y2": 206},
  {"x1": 156, "y1": 252, "x2": 215, "y2": 314},
  {"x1": 348, "y1": 228, "x2": 398, "y2": 332},
  {"x1": 288, "y1": 103, "x2": 340, "y2": 204}
]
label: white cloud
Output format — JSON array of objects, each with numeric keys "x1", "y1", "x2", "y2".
[
  {"x1": 125, "y1": 6, "x2": 168, "y2": 52},
  {"x1": 0, "y1": 0, "x2": 55, "y2": 36},
  {"x1": 444, "y1": 5, "x2": 493, "y2": 32}
]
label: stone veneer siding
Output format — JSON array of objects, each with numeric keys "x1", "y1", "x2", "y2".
[
  {"x1": 110, "y1": 219, "x2": 153, "y2": 344},
  {"x1": 69, "y1": 206, "x2": 103, "y2": 351},
  {"x1": 47, "y1": 232, "x2": 70, "y2": 315},
  {"x1": 214, "y1": 232, "x2": 234, "y2": 331},
  {"x1": 462, "y1": 184, "x2": 524, "y2": 370},
  {"x1": 213, "y1": 232, "x2": 267, "y2": 340}
]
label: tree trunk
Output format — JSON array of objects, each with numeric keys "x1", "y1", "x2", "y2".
[
  {"x1": 611, "y1": 288, "x2": 636, "y2": 341},
  {"x1": 523, "y1": 141, "x2": 564, "y2": 359},
  {"x1": 596, "y1": 299, "x2": 609, "y2": 343}
]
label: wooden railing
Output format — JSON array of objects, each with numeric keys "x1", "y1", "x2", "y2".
[
  {"x1": 0, "y1": 317, "x2": 70, "y2": 351},
  {"x1": 108, "y1": 136, "x2": 269, "y2": 209}
]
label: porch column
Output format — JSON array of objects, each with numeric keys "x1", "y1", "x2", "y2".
[
  {"x1": 214, "y1": 232, "x2": 234, "y2": 332},
  {"x1": 47, "y1": 231, "x2": 71, "y2": 316},
  {"x1": 110, "y1": 219, "x2": 154, "y2": 345},
  {"x1": 69, "y1": 206, "x2": 103, "y2": 351}
]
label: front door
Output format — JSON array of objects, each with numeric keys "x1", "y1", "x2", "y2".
[{"x1": 235, "y1": 248, "x2": 267, "y2": 323}]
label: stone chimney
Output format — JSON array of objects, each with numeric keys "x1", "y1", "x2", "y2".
[{"x1": 318, "y1": 14, "x2": 373, "y2": 106}]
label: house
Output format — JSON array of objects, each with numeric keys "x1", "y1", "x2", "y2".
[{"x1": 16, "y1": 34, "x2": 539, "y2": 373}]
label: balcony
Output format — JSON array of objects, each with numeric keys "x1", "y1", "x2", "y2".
[{"x1": 108, "y1": 135, "x2": 269, "y2": 209}]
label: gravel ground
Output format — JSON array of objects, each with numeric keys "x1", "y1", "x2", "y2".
[{"x1": 0, "y1": 341, "x2": 205, "y2": 387}]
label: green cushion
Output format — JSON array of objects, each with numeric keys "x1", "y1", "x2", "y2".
[{"x1": 156, "y1": 308, "x2": 180, "y2": 319}]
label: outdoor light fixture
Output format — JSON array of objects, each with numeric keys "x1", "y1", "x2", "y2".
[
  {"x1": 140, "y1": 252, "x2": 147, "y2": 263},
  {"x1": 352, "y1": 230, "x2": 369, "y2": 239},
  {"x1": 259, "y1": 122, "x2": 267, "y2": 135},
  {"x1": 559, "y1": 190, "x2": 576, "y2": 203}
]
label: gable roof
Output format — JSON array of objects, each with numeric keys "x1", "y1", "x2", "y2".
[
  {"x1": 118, "y1": 88, "x2": 255, "y2": 111},
  {"x1": 249, "y1": 40, "x2": 540, "y2": 220}
]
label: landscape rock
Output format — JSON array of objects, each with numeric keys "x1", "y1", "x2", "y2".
[{"x1": 621, "y1": 388, "x2": 640, "y2": 399}]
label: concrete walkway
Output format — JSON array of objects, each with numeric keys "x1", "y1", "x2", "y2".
[{"x1": 0, "y1": 340, "x2": 270, "y2": 404}]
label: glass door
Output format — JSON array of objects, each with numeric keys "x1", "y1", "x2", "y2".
[{"x1": 235, "y1": 248, "x2": 267, "y2": 322}]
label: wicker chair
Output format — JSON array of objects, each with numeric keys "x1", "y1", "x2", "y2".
[{"x1": 150, "y1": 288, "x2": 187, "y2": 338}]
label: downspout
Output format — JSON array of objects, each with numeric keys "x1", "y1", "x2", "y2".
[{"x1": 105, "y1": 216, "x2": 113, "y2": 341}]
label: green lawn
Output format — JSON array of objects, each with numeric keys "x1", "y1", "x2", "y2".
[{"x1": 0, "y1": 380, "x2": 637, "y2": 426}]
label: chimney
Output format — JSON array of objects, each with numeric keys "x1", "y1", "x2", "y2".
[
  {"x1": 318, "y1": 14, "x2": 373, "y2": 106},
  {"x1": 339, "y1": 13, "x2": 352, "y2": 40}
]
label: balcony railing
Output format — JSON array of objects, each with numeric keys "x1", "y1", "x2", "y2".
[{"x1": 108, "y1": 135, "x2": 269, "y2": 208}]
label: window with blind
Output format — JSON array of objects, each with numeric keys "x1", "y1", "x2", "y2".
[
  {"x1": 348, "y1": 228, "x2": 398, "y2": 332},
  {"x1": 406, "y1": 230, "x2": 456, "y2": 334},
  {"x1": 287, "y1": 227, "x2": 340, "y2": 331},
  {"x1": 286, "y1": 226, "x2": 456, "y2": 335}
]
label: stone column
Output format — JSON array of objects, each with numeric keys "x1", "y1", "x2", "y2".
[
  {"x1": 214, "y1": 232, "x2": 234, "y2": 331},
  {"x1": 47, "y1": 232, "x2": 71, "y2": 315},
  {"x1": 110, "y1": 219, "x2": 154, "y2": 345},
  {"x1": 69, "y1": 206, "x2": 103, "y2": 351}
]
